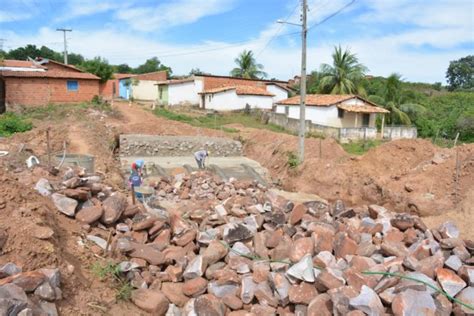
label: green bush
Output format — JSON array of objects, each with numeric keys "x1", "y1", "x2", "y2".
[
  {"x1": 0, "y1": 112, "x2": 33, "y2": 136},
  {"x1": 287, "y1": 151, "x2": 300, "y2": 168}
]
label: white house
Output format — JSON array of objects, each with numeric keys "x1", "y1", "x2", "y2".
[
  {"x1": 156, "y1": 74, "x2": 291, "y2": 108},
  {"x1": 276, "y1": 94, "x2": 389, "y2": 129},
  {"x1": 199, "y1": 85, "x2": 275, "y2": 111}
]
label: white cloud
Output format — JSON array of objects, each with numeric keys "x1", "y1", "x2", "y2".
[
  {"x1": 0, "y1": 11, "x2": 31, "y2": 23},
  {"x1": 115, "y1": 0, "x2": 236, "y2": 31},
  {"x1": 54, "y1": 0, "x2": 126, "y2": 22}
]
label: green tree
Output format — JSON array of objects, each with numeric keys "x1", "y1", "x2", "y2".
[
  {"x1": 189, "y1": 68, "x2": 208, "y2": 75},
  {"x1": 79, "y1": 57, "x2": 114, "y2": 82},
  {"x1": 230, "y1": 50, "x2": 267, "y2": 79},
  {"x1": 368, "y1": 73, "x2": 426, "y2": 125},
  {"x1": 446, "y1": 55, "x2": 474, "y2": 91},
  {"x1": 318, "y1": 46, "x2": 368, "y2": 95},
  {"x1": 67, "y1": 53, "x2": 85, "y2": 65},
  {"x1": 115, "y1": 63, "x2": 132, "y2": 73},
  {"x1": 6, "y1": 44, "x2": 42, "y2": 60},
  {"x1": 134, "y1": 57, "x2": 172, "y2": 75}
]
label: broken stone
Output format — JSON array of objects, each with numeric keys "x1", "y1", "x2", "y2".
[
  {"x1": 349, "y1": 285, "x2": 384, "y2": 316},
  {"x1": 208, "y1": 281, "x2": 239, "y2": 298},
  {"x1": 328, "y1": 286, "x2": 359, "y2": 316},
  {"x1": 0, "y1": 263, "x2": 21, "y2": 278},
  {"x1": 438, "y1": 221, "x2": 460, "y2": 239},
  {"x1": 35, "y1": 178, "x2": 52, "y2": 196},
  {"x1": 39, "y1": 269, "x2": 60, "y2": 288},
  {"x1": 288, "y1": 281, "x2": 318, "y2": 305},
  {"x1": 0, "y1": 284, "x2": 28, "y2": 315},
  {"x1": 395, "y1": 271, "x2": 438, "y2": 295},
  {"x1": 101, "y1": 193, "x2": 127, "y2": 224},
  {"x1": 269, "y1": 272, "x2": 290, "y2": 306},
  {"x1": 392, "y1": 289, "x2": 436, "y2": 316},
  {"x1": 51, "y1": 193, "x2": 78, "y2": 217},
  {"x1": 162, "y1": 282, "x2": 189, "y2": 307},
  {"x1": 63, "y1": 188, "x2": 90, "y2": 201},
  {"x1": 32, "y1": 225, "x2": 54, "y2": 241},
  {"x1": 390, "y1": 214, "x2": 414, "y2": 231},
  {"x1": 290, "y1": 237, "x2": 314, "y2": 263},
  {"x1": 131, "y1": 289, "x2": 169, "y2": 314},
  {"x1": 255, "y1": 281, "x2": 278, "y2": 307},
  {"x1": 289, "y1": 204, "x2": 308, "y2": 225},
  {"x1": 241, "y1": 276, "x2": 256, "y2": 304},
  {"x1": 223, "y1": 223, "x2": 254, "y2": 244},
  {"x1": 34, "y1": 281, "x2": 56, "y2": 301},
  {"x1": 222, "y1": 294, "x2": 243, "y2": 310},
  {"x1": 194, "y1": 294, "x2": 226, "y2": 316},
  {"x1": 0, "y1": 271, "x2": 45, "y2": 292},
  {"x1": 334, "y1": 233, "x2": 358, "y2": 258},
  {"x1": 445, "y1": 255, "x2": 463, "y2": 272},
  {"x1": 129, "y1": 243, "x2": 165, "y2": 265},
  {"x1": 75, "y1": 205, "x2": 103, "y2": 224},
  {"x1": 307, "y1": 293, "x2": 333, "y2": 316},
  {"x1": 183, "y1": 277, "x2": 208, "y2": 297},
  {"x1": 436, "y1": 267, "x2": 466, "y2": 297},
  {"x1": 287, "y1": 254, "x2": 314, "y2": 282},
  {"x1": 455, "y1": 286, "x2": 474, "y2": 314},
  {"x1": 183, "y1": 255, "x2": 205, "y2": 280}
]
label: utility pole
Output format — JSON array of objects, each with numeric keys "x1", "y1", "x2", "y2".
[
  {"x1": 56, "y1": 28, "x2": 72, "y2": 64},
  {"x1": 299, "y1": 0, "x2": 307, "y2": 162}
]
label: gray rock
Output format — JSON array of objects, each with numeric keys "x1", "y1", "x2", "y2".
[
  {"x1": 208, "y1": 282, "x2": 239, "y2": 298},
  {"x1": 35, "y1": 178, "x2": 52, "y2": 196},
  {"x1": 0, "y1": 284, "x2": 28, "y2": 316},
  {"x1": 455, "y1": 286, "x2": 474, "y2": 314},
  {"x1": 39, "y1": 269, "x2": 61, "y2": 288},
  {"x1": 269, "y1": 272, "x2": 290, "y2": 306},
  {"x1": 40, "y1": 301, "x2": 58, "y2": 316},
  {"x1": 445, "y1": 255, "x2": 463, "y2": 272},
  {"x1": 101, "y1": 193, "x2": 127, "y2": 224},
  {"x1": 438, "y1": 221, "x2": 460, "y2": 239},
  {"x1": 183, "y1": 255, "x2": 205, "y2": 280},
  {"x1": 18, "y1": 308, "x2": 33, "y2": 316},
  {"x1": 34, "y1": 282, "x2": 56, "y2": 301},
  {"x1": 349, "y1": 285, "x2": 384, "y2": 316},
  {"x1": 0, "y1": 262, "x2": 22, "y2": 278},
  {"x1": 286, "y1": 254, "x2": 315, "y2": 282},
  {"x1": 392, "y1": 289, "x2": 436, "y2": 316},
  {"x1": 51, "y1": 193, "x2": 78, "y2": 217},
  {"x1": 241, "y1": 275, "x2": 256, "y2": 304},
  {"x1": 395, "y1": 272, "x2": 438, "y2": 295},
  {"x1": 223, "y1": 223, "x2": 254, "y2": 244},
  {"x1": 86, "y1": 235, "x2": 108, "y2": 250}
]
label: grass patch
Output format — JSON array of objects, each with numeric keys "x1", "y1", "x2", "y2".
[
  {"x1": 341, "y1": 139, "x2": 383, "y2": 155},
  {"x1": 287, "y1": 151, "x2": 300, "y2": 168},
  {"x1": 153, "y1": 107, "x2": 288, "y2": 134},
  {"x1": 0, "y1": 112, "x2": 33, "y2": 136},
  {"x1": 90, "y1": 261, "x2": 132, "y2": 301},
  {"x1": 23, "y1": 101, "x2": 119, "y2": 121}
]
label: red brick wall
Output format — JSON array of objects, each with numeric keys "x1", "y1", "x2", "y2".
[
  {"x1": 203, "y1": 76, "x2": 267, "y2": 90},
  {"x1": 99, "y1": 79, "x2": 118, "y2": 99},
  {"x1": 4, "y1": 77, "x2": 100, "y2": 107}
]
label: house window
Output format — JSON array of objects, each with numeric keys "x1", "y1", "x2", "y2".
[
  {"x1": 67, "y1": 80, "x2": 78, "y2": 91},
  {"x1": 338, "y1": 108, "x2": 344, "y2": 118},
  {"x1": 362, "y1": 114, "x2": 370, "y2": 126}
]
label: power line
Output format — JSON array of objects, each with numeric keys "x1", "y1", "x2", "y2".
[
  {"x1": 255, "y1": 2, "x2": 300, "y2": 58},
  {"x1": 308, "y1": 0, "x2": 356, "y2": 30}
]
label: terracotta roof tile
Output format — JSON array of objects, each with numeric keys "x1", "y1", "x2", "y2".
[
  {"x1": 200, "y1": 85, "x2": 274, "y2": 96},
  {"x1": 337, "y1": 103, "x2": 389, "y2": 113},
  {"x1": 0, "y1": 70, "x2": 100, "y2": 80},
  {"x1": 1, "y1": 59, "x2": 46, "y2": 69}
]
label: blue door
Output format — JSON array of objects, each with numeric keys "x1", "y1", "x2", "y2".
[{"x1": 119, "y1": 79, "x2": 131, "y2": 99}]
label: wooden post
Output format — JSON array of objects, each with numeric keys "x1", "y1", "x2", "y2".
[
  {"x1": 319, "y1": 138, "x2": 322, "y2": 158},
  {"x1": 381, "y1": 115, "x2": 385, "y2": 140},
  {"x1": 131, "y1": 185, "x2": 136, "y2": 205},
  {"x1": 453, "y1": 132, "x2": 460, "y2": 147},
  {"x1": 46, "y1": 127, "x2": 51, "y2": 168}
]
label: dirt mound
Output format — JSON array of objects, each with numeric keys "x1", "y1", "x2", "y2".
[{"x1": 242, "y1": 129, "x2": 474, "y2": 238}]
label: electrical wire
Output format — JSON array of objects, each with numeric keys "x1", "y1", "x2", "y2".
[{"x1": 308, "y1": 0, "x2": 357, "y2": 30}]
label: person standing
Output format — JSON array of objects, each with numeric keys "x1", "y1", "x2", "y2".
[
  {"x1": 194, "y1": 150, "x2": 209, "y2": 169},
  {"x1": 129, "y1": 159, "x2": 144, "y2": 189}
]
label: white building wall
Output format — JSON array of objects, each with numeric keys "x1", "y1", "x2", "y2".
[
  {"x1": 168, "y1": 81, "x2": 200, "y2": 106},
  {"x1": 266, "y1": 84, "x2": 289, "y2": 102},
  {"x1": 286, "y1": 105, "x2": 341, "y2": 127},
  {"x1": 132, "y1": 80, "x2": 159, "y2": 101},
  {"x1": 204, "y1": 90, "x2": 273, "y2": 111}
]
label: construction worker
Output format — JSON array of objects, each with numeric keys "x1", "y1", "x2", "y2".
[
  {"x1": 128, "y1": 159, "x2": 144, "y2": 189},
  {"x1": 194, "y1": 150, "x2": 209, "y2": 170}
]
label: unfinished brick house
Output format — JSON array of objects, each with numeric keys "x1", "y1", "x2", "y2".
[{"x1": 0, "y1": 58, "x2": 100, "y2": 112}]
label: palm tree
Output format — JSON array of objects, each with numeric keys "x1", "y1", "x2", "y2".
[
  {"x1": 318, "y1": 46, "x2": 368, "y2": 95},
  {"x1": 230, "y1": 50, "x2": 267, "y2": 79},
  {"x1": 368, "y1": 73, "x2": 426, "y2": 125}
]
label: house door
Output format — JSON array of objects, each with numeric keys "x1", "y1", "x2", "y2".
[
  {"x1": 0, "y1": 78, "x2": 5, "y2": 114},
  {"x1": 362, "y1": 114, "x2": 370, "y2": 127}
]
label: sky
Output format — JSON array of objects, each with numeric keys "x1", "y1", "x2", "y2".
[{"x1": 0, "y1": 0, "x2": 473, "y2": 83}]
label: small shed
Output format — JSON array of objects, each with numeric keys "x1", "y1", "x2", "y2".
[{"x1": 199, "y1": 85, "x2": 275, "y2": 111}]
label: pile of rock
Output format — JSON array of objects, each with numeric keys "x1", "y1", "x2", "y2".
[
  {"x1": 0, "y1": 263, "x2": 61, "y2": 315},
  {"x1": 38, "y1": 170, "x2": 474, "y2": 315}
]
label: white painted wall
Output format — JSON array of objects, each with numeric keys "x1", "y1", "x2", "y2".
[
  {"x1": 266, "y1": 84, "x2": 289, "y2": 102},
  {"x1": 204, "y1": 89, "x2": 273, "y2": 111},
  {"x1": 276, "y1": 97, "x2": 379, "y2": 128},
  {"x1": 168, "y1": 81, "x2": 199, "y2": 106},
  {"x1": 132, "y1": 80, "x2": 159, "y2": 100}
]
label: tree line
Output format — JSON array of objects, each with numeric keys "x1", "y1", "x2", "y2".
[{"x1": 0, "y1": 44, "x2": 171, "y2": 83}]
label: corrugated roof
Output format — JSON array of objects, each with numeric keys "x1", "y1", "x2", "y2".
[
  {"x1": 0, "y1": 70, "x2": 100, "y2": 80},
  {"x1": 200, "y1": 85, "x2": 274, "y2": 96}
]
